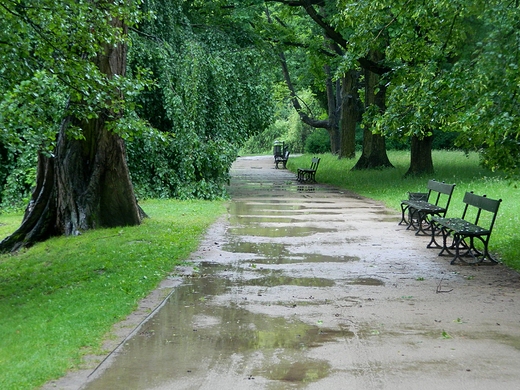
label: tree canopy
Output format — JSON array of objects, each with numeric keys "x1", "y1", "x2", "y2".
[{"x1": 335, "y1": 0, "x2": 520, "y2": 174}]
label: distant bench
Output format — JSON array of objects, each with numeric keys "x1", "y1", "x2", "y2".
[
  {"x1": 427, "y1": 192, "x2": 502, "y2": 265},
  {"x1": 275, "y1": 149, "x2": 290, "y2": 169},
  {"x1": 297, "y1": 157, "x2": 320, "y2": 183},
  {"x1": 399, "y1": 180, "x2": 456, "y2": 235}
]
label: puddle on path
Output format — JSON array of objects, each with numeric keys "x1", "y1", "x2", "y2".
[
  {"x1": 84, "y1": 274, "x2": 348, "y2": 390},
  {"x1": 244, "y1": 275, "x2": 335, "y2": 288},
  {"x1": 84, "y1": 158, "x2": 365, "y2": 389},
  {"x1": 228, "y1": 201, "x2": 344, "y2": 216},
  {"x1": 221, "y1": 242, "x2": 359, "y2": 264},
  {"x1": 228, "y1": 225, "x2": 335, "y2": 237}
]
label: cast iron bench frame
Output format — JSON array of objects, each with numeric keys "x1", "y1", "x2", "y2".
[
  {"x1": 399, "y1": 180, "x2": 456, "y2": 235},
  {"x1": 275, "y1": 149, "x2": 290, "y2": 169},
  {"x1": 427, "y1": 192, "x2": 502, "y2": 265},
  {"x1": 297, "y1": 157, "x2": 320, "y2": 183}
]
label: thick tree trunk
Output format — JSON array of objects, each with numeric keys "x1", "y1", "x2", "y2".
[
  {"x1": 0, "y1": 18, "x2": 142, "y2": 253},
  {"x1": 352, "y1": 51, "x2": 393, "y2": 170},
  {"x1": 405, "y1": 134, "x2": 434, "y2": 176},
  {"x1": 339, "y1": 70, "x2": 358, "y2": 159}
]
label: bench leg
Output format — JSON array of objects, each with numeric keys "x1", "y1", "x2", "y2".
[
  {"x1": 427, "y1": 220, "x2": 443, "y2": 249},
  {"x1": 451, "y1": 234, "x2": 498, "y2": 265},
  {"x1": 399, "y1": 203, "x2": 411, "y2": 226}
]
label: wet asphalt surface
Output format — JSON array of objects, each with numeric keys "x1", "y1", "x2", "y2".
[{"x1": 81, "y1": 156, "x2": 520, "y2": 390}]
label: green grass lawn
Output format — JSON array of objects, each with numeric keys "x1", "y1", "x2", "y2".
[
  {"x1": 0, "y1": 199, "x2": 225, "y2": 390},
  {"x1": 288, "y1": 150, "x2": 520, "y2": 269}
]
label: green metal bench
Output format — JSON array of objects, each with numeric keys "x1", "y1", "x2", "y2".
[
  {"x1": 275, "y1": 149, "x2": 290, "y2": 169},
  {"x1": 427, "y1": 192, "x2": 502, "y2": 265},
  {"x1": 399, "y1": 180, "x2": 456, "y2": 235},
  {"x1": 297, "y1": 157, "x2": 320, "y2": 183}
]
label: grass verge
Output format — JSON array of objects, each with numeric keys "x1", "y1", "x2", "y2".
[
  {"x1": 0, "y1": 199, "x2": 225, "y2": 390},
  {"x1": 288, "y1": 150, "x2": 520, "y2": 269}
]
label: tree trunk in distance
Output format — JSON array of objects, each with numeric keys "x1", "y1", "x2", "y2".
[
  {"x1": 0, "y1": 18, "x2": 142, "y2": 253},
  {"x1": 405, "y1": 134, "x2": 434, "y2": 176},
  {"x1": 325, "y1": 65, "x2": 340, "y2": 154},
  {"x1": 352, "y1": 51, "x2": 393, "y2": 170},
  {"x1": 339, "y1": 70, "x2": 358, "y2": 159}
]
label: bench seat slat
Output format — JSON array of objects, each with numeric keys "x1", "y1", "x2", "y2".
[{"x1": 432, "y1": 217, "x2": 491, "y2": 235}]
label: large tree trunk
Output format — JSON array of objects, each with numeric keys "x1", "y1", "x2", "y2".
[
  {"x1": 339, "y1": 70, "x2": 358, "y2": 159},
  {"x1": 405, "y1": 134, "x2": 434, "y2": 176},
  {"x1": 352, "y1": 51, "x2": 393, "y2": 170},
  {"x1": 0, "y1": 18, "x2": 142, "y2": 253}
]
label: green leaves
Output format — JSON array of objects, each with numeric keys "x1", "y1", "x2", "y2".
[
  {"x1": 125, "y1": 0, "x2": 274, "y2": 200},
  {"x1": 333, "y1": 0, "x2": 519, "y2": 175}
]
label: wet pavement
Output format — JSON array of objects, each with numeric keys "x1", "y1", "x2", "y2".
[{"x1": 81, "y1": 156, "x2": 520, "y2": 390}]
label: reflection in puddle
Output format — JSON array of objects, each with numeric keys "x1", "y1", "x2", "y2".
[
  {"x1": 244, "y1": 275, "x2": 335, "y2": 288},
  {"x1": 228, "y1": 201, "x2": 343, "y2": 217},
  {"x1": 222, "y1": 241, "x2": 291, "y2": 258},
  {"x1": 84, "y1": 275, "x2": 346, "y2": 390},
  {"x1": 252, "y1": 254, "x2": 360, "y2": 264},
  {"x1": 222, "y1": 242, "x2": 360, "y2": 264},
  {"x1": 228, "y1": 215, "x2": 301, "y2": 224},
  {"x1": 229, "y1": 225, "x2": 335, "y2": 237},
  {"x1": 261, "y1": 359, "x2": 330, "y2": 382}
]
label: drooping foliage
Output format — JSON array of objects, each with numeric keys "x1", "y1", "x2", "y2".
[{"x1": 126, "y1": 1, "x2": 275, "y2": 199}]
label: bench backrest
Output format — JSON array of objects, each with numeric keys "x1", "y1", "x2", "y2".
[
  {"x1": 309, "y1": 157, "x2": 320, "y2": 170},
  {"x1": 461, "y1": 192, "x2": 502, "y2": 232},
  {"x1": 426, "y1": 180, "x2": 456, "y2": 215}
]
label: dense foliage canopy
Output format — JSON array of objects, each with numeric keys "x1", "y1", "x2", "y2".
[
  {"x1": 336, "y1": 0, "x2": 520, "y2": 174},
  {"x1": 126, "y1": 1, "x2": 274, "y2": 199}
]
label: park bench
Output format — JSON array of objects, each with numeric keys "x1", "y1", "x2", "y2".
[
  {"x1": 275, "y1": 149, "x2": 290, "y2": 169},
  {"x1": 399, "y1": 180, "x2": 456, "y2": 235},
  {"x1": 427, "y1": 192, "x2": 502, "y2": 265},
  {"x1": 297, "y1": 157, "x2": 320, "y2": 183}
]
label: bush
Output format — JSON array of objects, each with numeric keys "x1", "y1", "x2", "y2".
[{"x1": 304, "y1": 128, "x2": 330, "y2": 154}]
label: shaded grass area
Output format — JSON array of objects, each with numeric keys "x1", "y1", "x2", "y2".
[
  {"x1": 0, "y1": 199, "x2": 225, "y2": 390},
  {"x1": 288, "y1": 151, "x2": 520, "y2": 269}
]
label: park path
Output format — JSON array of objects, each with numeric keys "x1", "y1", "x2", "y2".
[{"x1": 79, "y1": 155, "x2": 520, "y2": 390}]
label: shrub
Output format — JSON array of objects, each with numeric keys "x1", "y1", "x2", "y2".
[{"x1": 305, "y1": 128, "x2": 330, "y2": 154}]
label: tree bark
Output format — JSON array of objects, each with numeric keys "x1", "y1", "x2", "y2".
[
  {"x1": 405, "y1": 134, "x2": 434, "y2": 176},
  {"x1": 0, "y1": 18, "x2": 142, "y2": 253},
  {"x1": 339, "y1": 70, "x2": 358, "y2": 159},
  {"x1": 352, "y1": 51, "x2": 393, "y2": 170},
  {"x1": 324, "y1": 65, "x2": 340, "y2": 154}
]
